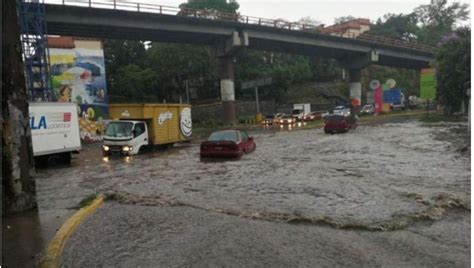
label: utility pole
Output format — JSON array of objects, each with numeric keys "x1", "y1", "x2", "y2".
[
  {"x1": 255, "y1": 86, "x2": 260, "y2": 114},
  {"x1": 185, "y1": 80, "x2": 190, "y2": 104}
]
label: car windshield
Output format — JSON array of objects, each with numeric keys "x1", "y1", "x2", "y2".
[
  {"x1": 292, "y1": 109, "x2": 302, "y2": 115},
  {"x1": 208, "y1": 131, "x2": 238, "y2": 142},
  {"x1": 363, "y1": 105, "x2": 372, "y2": 109},
  {"x1": 105, "y1": 122, "x2": 134, "y2": 138},
  {"x1": 334, "y1": 106, "x2": 344, "y2": 110},
  {"x1": 282, "y1": 116, "x2": 292, "y2": 119},
  {"x1": 265, "y1": 115, "x2": 274, "y2": 119}
]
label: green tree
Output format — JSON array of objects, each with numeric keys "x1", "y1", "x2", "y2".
[
  {"x1": 435, "y1": 27, "x2": 470, "y2": 114},
  {"x1": 235, "y1": 50, "x2": 312, "y2": 103},
  {"x1": 414, "y1": 0, "x2": 470, "y2": 46},
  {"x1": 179, "y1": 0, "x2": 239, "y2": 14},
  {"x1": 111, "y1": 64, "x2": 162, "y2": 102},
  {"x1": 369, "y1": 13, "x2": 419, "y2": 41},
  {"x1": 310, "y1": 58, "x2": 342, "y2": 82},
  {"x1": 334, "y1": 15, "x2": 355, "y2": 24},
  {"x1": 146, "y1": 43, "x2": 218, "y2": 100},
  {"x1": 103, "y1": 40, "x2": 146, "y2": 74}
]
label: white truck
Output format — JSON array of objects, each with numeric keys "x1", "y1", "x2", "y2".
[
  {"x1": 29, "y1": 102, "x2": 81, "y2": 164},
  {"x1": 291, "y1": 103, "x2": 311, "y2": 121},
  {"x1": 103, "y1": 104, "x2": 192, "y2": 156}
]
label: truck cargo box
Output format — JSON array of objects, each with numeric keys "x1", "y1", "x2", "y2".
[
  {"x1": 29, "y1": 102, "x2": 81, "y2": 157},
  {"x1": 108, "y1": 103, "x2": 192, "y2": 145}
]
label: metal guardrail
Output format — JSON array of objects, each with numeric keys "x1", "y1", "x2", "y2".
[{"x1": 41, "y1": 0, "x2": 434, "y2": 53}]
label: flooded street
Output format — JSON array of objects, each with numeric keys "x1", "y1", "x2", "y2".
[{"x1": 8, "y1": 118, "x2": 471, "y2": 267}]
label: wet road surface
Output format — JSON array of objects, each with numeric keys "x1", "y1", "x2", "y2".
[
  {"x1": 7, "y1": 118, "x2": 471, "y2": 267},
  {"x1": 62, "y1": 203, "x2": 469, "y2": 267}
]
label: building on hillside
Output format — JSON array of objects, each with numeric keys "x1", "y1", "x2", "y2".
[
  {"x1": 48, "y1": 36, "x2": 108, "y2": 143},
  {"x1": 321, "y1": 18, "x2": 370, "y2": 38}
]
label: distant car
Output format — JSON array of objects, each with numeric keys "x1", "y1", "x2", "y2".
[
  {"x1": 333, "y1": 106, "x2": 345, "y2": 116},
  {"x1": 200, "y1": 130, "x2": 256, "y2": 158},
  {"x1": 262, "y1": 115, "x2": 275, "y2": 125},
  {"x1": 324, "y1": 115, "x2": 357, "y2": 134},
  {"x1": 390, "y1": 103, "x2": 406, "y2": 111},
  {"x1": 291, "y1": 108, "x2": 305, "y2": 122},
  {"x1": 360, "y1": 104, "x2": 375, "y2": 115},
  {"x1": 321, "y1": 111, "x2": 330, "y2": 119},
  {"x1": 279, "y1": 115, "x2": 295, "y2": 125},
  {"x1": 303, "y1": 111, "x2": 326, "y2": 121},
  {"x1": 343, "y1": 108, "x2": 351, "y2": 117},
  {"x1": 273, "y1": 113, "x2": 285, "y2": 124}
]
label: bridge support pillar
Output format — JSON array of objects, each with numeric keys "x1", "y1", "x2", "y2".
[
  {"x1": 219, "y1": 56, "x2": 236, "y2": 124},
  {"x1": 349, "y1": 68, "x2": 362, "y2": 117}
]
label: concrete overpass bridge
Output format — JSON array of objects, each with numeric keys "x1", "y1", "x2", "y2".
[{"x1": 41, "y1": 1, "x2": 435, "y2": 123}]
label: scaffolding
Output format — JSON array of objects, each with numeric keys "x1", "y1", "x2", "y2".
[{"x1": 17, "y1": 0, "x2": 53, "y2": 101}]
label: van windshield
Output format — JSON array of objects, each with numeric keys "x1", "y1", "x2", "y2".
[
  {"x1": 292, "y1": 109, "x2": 302, "y2": 115},
  {"x1": 105, "y1": 122, "x2": 134, "y2": 138}
]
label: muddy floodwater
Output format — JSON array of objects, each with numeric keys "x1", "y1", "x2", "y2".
[{"x1": 33, "y1": 119, "x2": 471, "y2": 266}]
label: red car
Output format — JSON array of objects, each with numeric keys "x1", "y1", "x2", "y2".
[
  {"x1": 303, "y1": 111, "x2": 325, "y2": 121},
  {"x1": 200, "y1": 130, "x2": 256, "y2": 158},
  {"x1": 324, "y1": 115, "x2": 357, "y2": 134}
]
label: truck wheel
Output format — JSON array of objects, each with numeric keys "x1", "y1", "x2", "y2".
[
  {"x1": 62, "y1": 153, "x2": 72, "y2": 164},
  {"x1": 34, "y1": 156, "x2": 49, "y2": 167}
]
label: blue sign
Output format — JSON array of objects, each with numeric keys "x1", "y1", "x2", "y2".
[{"x1": 383, "y1": 89, "x2": 401, "y2": 104}]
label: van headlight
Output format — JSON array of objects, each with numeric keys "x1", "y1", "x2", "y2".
[
  {"x1": 122, "y1": 146, "x2": 132, "y2": 152},
  {"x1": 102, "y1": 145, "x2": 110, "y2": 151}
]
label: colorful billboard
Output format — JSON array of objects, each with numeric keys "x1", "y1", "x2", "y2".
[
  {"x1": 420, "y1": 68, "x2": 437, "y2": 100},
  {"x1": 383, "y1": 89, "x2": 401, "y2": 104},
  {"x1": 49, "y1": 37, "x2": 108, "y2": 142}
]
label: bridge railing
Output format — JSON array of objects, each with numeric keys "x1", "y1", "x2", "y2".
[{"x1": 42, "y1": 0, "x2": 434, "y2": 53}]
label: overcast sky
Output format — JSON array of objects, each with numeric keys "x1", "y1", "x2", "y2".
[{"x1": 134, "y1": 0, "x2": 470, "y2": 26}]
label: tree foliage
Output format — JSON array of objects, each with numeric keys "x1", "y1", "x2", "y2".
[
  {"x1": 179, "y1": 0, "x2": 239, "y2": 14},
  {"x1": 415, "y1": 0, "x2": 470, "y2": 46},
  {"x1": 334, "y1": 15, "x2": 355, "y2": 24},
  {"x1": 369, "y1": 13, "x2": 419, "y2": 41},
  {"x1": 368, "y1": 0, "x2": 469, "y2": 46},
  {"x1": 435, "y1": 27, "x2": 470, "y2": 114},
  {"x1": 235, "y1": 50, "x2": 312, "y2": 103}
]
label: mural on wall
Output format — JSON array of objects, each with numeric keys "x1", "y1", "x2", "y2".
[{"x1": 49, "y1": 38, "x2": 108, "y2": 142}]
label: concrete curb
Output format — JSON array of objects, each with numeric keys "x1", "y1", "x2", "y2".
[{"x1": 39, "y1": 196, "x2": 104, "y2": 268}]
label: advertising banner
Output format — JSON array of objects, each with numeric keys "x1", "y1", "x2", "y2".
[
  {"x1": 49, "y1": 38, "x2": 108, "y2": 142},
  {"x1": 420, "y1": 68, "x2": 437, "y2": 100},
  {"x1": 383, "y1": 89, "x2": 401, "y2": 104}
]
